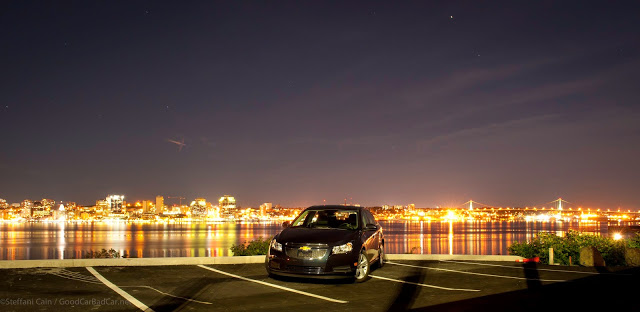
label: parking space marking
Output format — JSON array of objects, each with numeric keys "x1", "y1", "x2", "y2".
[
  {"x1": 370, "y1": 275, "x2": 480, "y2": 292},
  {"x1": 440, "y1": 260, "x2": 630, "y2": 275},
  {"x1": 197, "y1": 265, "x2": 348, "y2": 304},
  {"x1": 34, "y1": 268, "x2": 103, "y2": 284},
  {"x1": 86, "y1": 267, "x2": 155, "y2": 312},
  {"x1": 119, "y1": 285, "x2": 213, "y2": 305},
  {"x1": 51, "y1": 268, "x2": 211, "y2": 305},
  {"x1": 387, "y1": 261, "x2": 566, "y2": 282}
]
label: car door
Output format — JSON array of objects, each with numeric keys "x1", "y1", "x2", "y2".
[
  {"x1": 370, "y1": 211, "x2": 383, "y2": 257},
  {"x1": 361, "y1": 210, "x2": 379, "y2": 261}
]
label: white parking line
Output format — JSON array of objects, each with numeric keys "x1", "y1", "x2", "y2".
[
  {"x1": 197, "y1": 265, "x2": 348, "y2": 304},
  {"x1": 387, "y1": 261, "x2": 566, "y2": 282},
  {"x1": 119, "y1": 285, "x2": 213, "y2": 305},
  {"x1": 86, "y1": 267, "x2": 154, "y2": 312},
  {"x1": 370, "y1": 275, "x2": 480, "y2": 292},
  {"x1": 440, "y1": 260, "x2": 630, "y2": 275}
]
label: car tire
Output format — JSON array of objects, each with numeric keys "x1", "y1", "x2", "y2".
[
  {"x1": 377, "y1": 244, "x2": 385, "y2": 268},
  {"x1": 354, "y1": 251, "x2": 370, "y2": 283}
]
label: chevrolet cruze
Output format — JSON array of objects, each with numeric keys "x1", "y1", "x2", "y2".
[{"x1": 265, "y1": 205, "x2": 384, "y2": 282}]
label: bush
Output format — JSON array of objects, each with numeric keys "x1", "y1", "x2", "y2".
[
  {"x1": 83, "y1": 248, "x2": 127, "y2": 258},
  {"x1": 230, "y1": 237, "x2": 271, "y2": 256},
  {"x1": 508, "y1": 230, "x2": 627, "y2": 266},
  {"x1": 507, "y1": 241, "x2": 538, "y2": 259},
  {"x1": 628, "y1": 233, "x2": 640, "y2": 249}
]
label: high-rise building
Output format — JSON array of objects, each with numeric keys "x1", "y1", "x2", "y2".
[
  {"x1": 142, "y1": 200, "x2": 154, "y2": 214},
  {"x1": 259, "y1": 202, "x2": 272, "y2": 217},
  {"x1": 219, "y1": 195, "x2": 236, "y2": 209},
  {"x1": 190, "y1": 198, "x2": 207, "y2": 218},
  {"x1": 219, "y1": 195, "x2": 236, "y2": 218},
  {"x1": 156, "y1": 196, "x2": 164, "y2": 213},
  {"x1": 106, "y1": 195, "x2": 125, "y2": 213}
]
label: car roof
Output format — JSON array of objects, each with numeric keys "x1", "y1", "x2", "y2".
[{"x1": 305, "y1": 205, "x2": 361, "y2": 211}]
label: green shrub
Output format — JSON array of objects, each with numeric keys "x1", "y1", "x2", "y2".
[
  {"x1": 507, "y1": 241, "x2": 538, "y2": 259},
  {"x1": 628, "y1": 233, "x2": 640, "y2": 249},
  {"x1": 83, "y1": 248, "x2": 127, "y2": 258},
  {"x1": 508, "y1": 230, "x2": 627, "y2": 266},
  {"x1": 230, "y1": 237, "x2": 271, "y2": 256}
]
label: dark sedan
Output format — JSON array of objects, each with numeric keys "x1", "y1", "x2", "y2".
[{"x1": 265, "y1": 205, "x2": 384, "y2": 282}]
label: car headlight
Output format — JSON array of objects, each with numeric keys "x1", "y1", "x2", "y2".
[
  {"x1": 332, "y1": 242, "x2": 353, "y2": 255},
  {"x1": 270, "y1": 239, "x2": 282, "y2": 252}
]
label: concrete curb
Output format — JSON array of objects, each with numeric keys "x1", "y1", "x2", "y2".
[
  {"x1": 386, "y1": 254, "x2": 524, "y2": 262},
  {"x1": 0, "y1": 254, "x2": 523, "y2": 269},
  {"x1": 0, "y1": 256, "x2": 266, "y2": 269}
]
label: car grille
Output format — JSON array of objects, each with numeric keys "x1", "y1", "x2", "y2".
[
  {"x1": 284, "y1": 265, "x2": 323, "y2": 274},
  {"x1": 285, "y1": 247, "x2": 328, "y2": 260}
]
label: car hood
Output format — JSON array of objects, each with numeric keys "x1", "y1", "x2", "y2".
[{"x1": 277, "y1": 227, "x2": 358, "y2": 246}]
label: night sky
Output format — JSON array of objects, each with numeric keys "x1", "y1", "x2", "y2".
[{"x1": 1, "y1": 1, "x2": 639, "y2": 208}]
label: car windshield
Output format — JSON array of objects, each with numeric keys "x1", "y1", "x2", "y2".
[{"x1": 290, "y1": 209, "x2": 359, "y2": 230}]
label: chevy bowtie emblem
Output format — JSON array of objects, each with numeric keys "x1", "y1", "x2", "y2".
[{"x1": 299, "y1": 246, "x2": 311, "y2": 251}]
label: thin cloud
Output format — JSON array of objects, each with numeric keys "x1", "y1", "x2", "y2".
[
  {"x1": 416, "y1": 114, "x2": 561, "y2": 151},
  {"x1": 402, "y1": 58, "x2": 558, "y2": 110}
]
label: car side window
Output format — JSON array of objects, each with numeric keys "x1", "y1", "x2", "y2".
[
  {"x1": 291, "y1": 210, "x2": 312, "y2": 227},
  {"x1": 363, "y1": 210, "x2": 376, "y2": 226}
]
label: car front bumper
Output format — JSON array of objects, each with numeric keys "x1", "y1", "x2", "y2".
[{"x1": 265, "y1": 248, "x2": 359, "y2": 279}]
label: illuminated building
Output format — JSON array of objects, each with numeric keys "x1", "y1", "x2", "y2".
[
  {"x1": 31, "y1": 201, "x2": 49, "y2": 218},
  {"x1": 0, "y1": 198, "x2": 7, "y2": 209},
  {"x1": 260, "y1": 202, "x2": 272, "y2": 217},
  {"x1": 41, "y1": 199, "x2": 55, "y2": 209},
  {"x1": 142, "y1": 200, "x2": 154, "y2": 214},
  {"x1": 19, "y1": 200, "x2": 32, "y2": 218},
  {"x1": 219, "y1": 195, "x2": 236, "y2": 218},
  {"x1": 219, "y1": 195, "x2": 236, "y2": 208},
  {"x1": 106, "y1": 195, "x2": 125, "y2": 213},
  {"x1": 190, "y1": 198, "x2": 207, "y2": 218},
  {"x1": 21, "y1": 199, "x2": 33, "y2": 209},
  {"x1": 62, "y1": 202, "x2": 76, "y2": 210},
  {"x1": 53, "y1": 204, "x2": 66, "y2": 221},
  {"x1": 156, "y1": 196, "x2": 164, "y2": 213},
  {"x1": 96, "y1": 200, "x2": 108, "y2": 210}
]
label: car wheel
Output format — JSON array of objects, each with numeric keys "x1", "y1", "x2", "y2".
[
  {"x1": 354, "y1": 251, "x2": 370, "y2": 282},
  {"x1": 377, "y1": 244, "x2": 385, "y2": 268}
]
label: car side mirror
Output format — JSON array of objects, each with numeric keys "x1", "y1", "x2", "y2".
[
  {"x1": 365, "y1": 224, "x2": 377, "y2": 231},
  {"x1": 282, "y1": 221, "x2": 290, "y2": 228}
]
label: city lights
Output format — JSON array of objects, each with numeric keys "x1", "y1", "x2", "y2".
[{"x1": 0, "y1": 195, "x2": 639, "y2": 224}]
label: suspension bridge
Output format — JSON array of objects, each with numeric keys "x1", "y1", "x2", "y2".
[{"x1": 450, "y1": 198, "x2": 637, "y2": 214}]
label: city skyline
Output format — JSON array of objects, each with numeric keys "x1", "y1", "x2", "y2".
[
  {"x1": 3, "y1": 192, "x2": 637, "y2": 225},
  {"x1": 1, "y1": 192, "x2": 637, "y2": 211},
  {"x1": 2, "y1": 2, "x2": 640, "y2": 208}
]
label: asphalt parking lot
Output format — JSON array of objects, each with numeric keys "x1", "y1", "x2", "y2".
[{"x1": 1, "y1": 260, "x2": 638, "y2": 312}]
